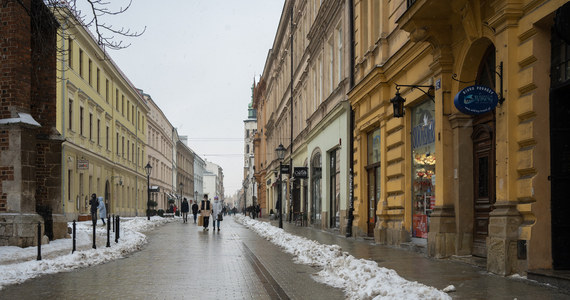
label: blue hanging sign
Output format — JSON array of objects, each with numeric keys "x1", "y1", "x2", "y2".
[{"x1": 454, "y1": 85, "x2": 499, "y2": 115}]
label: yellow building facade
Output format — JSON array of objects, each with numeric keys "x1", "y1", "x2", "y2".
[
  {"x1": 349, "y1": 0, "x2": 570, "y2": 275},
  {"x1": 55, "y1": 10, "x2": 149, "y2": 220}
]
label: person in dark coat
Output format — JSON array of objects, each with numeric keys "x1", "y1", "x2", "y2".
[
  {"x1": 181, "y1": 198, "x2": 189, "y2": 223},
  {"x1": 89, "y1": 193, "x2": 98, "y2": 225},
  {"x1": 191, "y1": 200, "x2": 199, "y2": 223},
  {"x1": 200, "y1": 195, "x2": 212, "y2": 231}
]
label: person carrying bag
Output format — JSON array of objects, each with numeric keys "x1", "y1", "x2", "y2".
[{"x1": 200, "y1": 195, "x2": 211, "y2": 231}]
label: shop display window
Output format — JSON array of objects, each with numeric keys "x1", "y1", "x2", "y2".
[{"x1": 411, "y1": 101, "x2": 435, "y2": 238}]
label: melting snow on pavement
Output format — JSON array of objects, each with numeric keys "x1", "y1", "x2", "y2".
[
  {"x1": 236, "y1": 215, "x2": 452, "y2": 300},
  {"x1": 0, "y1": 216, "x2": 175, "y2": 290}
]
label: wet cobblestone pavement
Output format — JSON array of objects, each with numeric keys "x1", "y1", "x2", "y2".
[
  {"x1": 0, "y1": 216, "x2": 344, "y2": 299},
  {"x1": 2, "y1": 215, "x2": 570, "y2": 299}
]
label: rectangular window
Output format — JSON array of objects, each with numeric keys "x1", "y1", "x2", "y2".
[
  {"x1": 127, "y1": 101, "x2": 130, "y2": 121},
  {"x1": 127, "y1": 142, "x2": 130, "y2": 161},
  {"x1": 105, "y1": 79, "x2": 109, "y2": 103},
  {"x1": 68, "y1": 100, "x2": 73, "y2": 130},
  {"x1": 116, "y1": 133, "x2": 119, "y2": 154},
  {"x1": 68, "y1": 38, "x2": 73, "y2": 69},
  {"x1": 88, "y1": 59, "x2": 92, "y2": 86},
  {"x1": 337, "y1": 28, "x2": 343, "y2": 84},
  {"x1": 96, "y1": 68, "x2": 100, "y2": 93},
  {"x1": 80, "y1": 107, "x2": 84, "y2": 136},
  {"x1": 319, "y1": 55, "x2": 323, "y2": 104},
  {"x1": 122, "y1": 95, "x2": 125, "y2": 116},
  {"x1": 89, "y1": 113, "x2": 93, "y2": 140},
  {"x1": 79, "y1": 49, "x2": 84, "y2": 78},
  {"x1": 67, "y1": 170, "x2": 72, "y2": 202},
  {"x1": 411, "y1": 100, "x2": 436, "y2": 239},
  {"x1": 122, "y1": 136, "x2": 125, "y2": 158},
  {"x1": 106, "y1": 126, "x2": 109, "y2": 150},
  {"x1": 329, "y1": 38, "x2": 334, "y2": 93},
  {"x1": 115, "y1": 89, "x2": 119, "y2": 109},
  {"x1": 97, "y1": 119, "x2": 100, "y2": 145}
]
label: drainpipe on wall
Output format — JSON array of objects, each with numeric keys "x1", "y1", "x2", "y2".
[{"x1": 346, "y1": 0, "x2": 355, "y2": 237}]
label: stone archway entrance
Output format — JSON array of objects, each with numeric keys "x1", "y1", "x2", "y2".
[{"x1": 471, "y1": 45, "x2": 497, "y2": 258}]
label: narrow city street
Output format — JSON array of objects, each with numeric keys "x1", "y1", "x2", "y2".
[
  {"x1": 1, "y1": 215, "x2": 570, "y2": 299},
  {"x1": 0, "y1": 216, "x2": 344, "y2": 299}
]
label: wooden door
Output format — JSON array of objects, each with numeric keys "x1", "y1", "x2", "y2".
[
  {"x1": 367, "y1": 167, "x2": 379, "y2": 237},
  {"x1": 551, "y1": 84, "x2": 570, "y2": 269},
  {"x1": 472, "y1": 122, "x2": 495, "y2": 257}
]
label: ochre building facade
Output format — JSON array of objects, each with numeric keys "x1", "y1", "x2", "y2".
[{"x1": 349, "y1": 0, "x2": 570, "y2": 275}]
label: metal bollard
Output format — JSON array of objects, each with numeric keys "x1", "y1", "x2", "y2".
[
  {"x1": 112, "y1": 214, "x2": 115, "y2": 232},
  {"x1": 72, "y1": 220, "x2": 76, "y2": 253},
  {"x1": 115, "y1": 215, "x2": 119, "y2": 243},
  {"x1": 92, "y1": 216, "x2": 97, "y2": 249},
  {"x1": 37, "y1": 222, "x2": 42, "y2": 261},
  {"x1": 106, "y1": 215, "x2": 111, "y2": 248}
]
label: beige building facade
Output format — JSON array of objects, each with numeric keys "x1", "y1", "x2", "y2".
[
  {"x1": 56, "y1": 9, "x2": 149, "y2": 220},
  {"x1": 141, "y1": 91, "x2": 175, "y2": 211},
  {"x1": 255, "y1": 0, "x2": 352, "y2": 233}
]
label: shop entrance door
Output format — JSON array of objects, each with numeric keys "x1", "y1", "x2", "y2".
[
  {"x1": 472, "y1": 116, "x2": 495, "y2": 257},
  {"x1": 550, "y1": 84, "x2": 570, "y2": 269},
  {"x1": 367, "y1": 166, "x2": 380, "y2": 237}
]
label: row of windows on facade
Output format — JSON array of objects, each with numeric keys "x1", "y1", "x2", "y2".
[
  {"x1": 67, "y1": 38, "x2": 145, "y2": 131},
  {"x1": 267, "y1": 25, "x2": 344, "y2": 163},
  {"x1": 67, "y1": 98, "x2": 144, "y2": 168},
  {"x1": 66, "y1": 170, "x2": 143, "y2": 210}
]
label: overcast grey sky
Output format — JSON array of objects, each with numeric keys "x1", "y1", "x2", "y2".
[{"x1": 82, "y1": 1, "x2": 284, "y2": 195}]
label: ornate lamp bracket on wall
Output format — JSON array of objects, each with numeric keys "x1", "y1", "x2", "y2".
[{"x1": 451, "y1": 61, "x2": 504, "y2": 105}]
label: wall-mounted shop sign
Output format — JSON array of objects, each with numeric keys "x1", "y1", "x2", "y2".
[
  {"x1": 454, "y1": 85, "x2": 499, "y2": 115},
  {"x1": 280, "y1": 164, "x2": 290, "y2": 174},
  {"x1": 77, "y1": 159, "x2": 89, "y2": 170},
  {"x1": 293, "y1": 167, "x2": 308, "y2": 178}
]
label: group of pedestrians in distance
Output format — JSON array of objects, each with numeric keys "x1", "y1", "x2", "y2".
[{"x1": 88, "y1": 192, "x2": 225, "y2": 231}]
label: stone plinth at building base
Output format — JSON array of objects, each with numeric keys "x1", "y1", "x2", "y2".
[
  {"x1": 0, "y1": 213, "x2": 44, "y2": 247},
  {"x1": 428, "y1": 205, "x2": 457, "y2": 258},
  {"x1": 486, "y1": 202, "x2": 522, "y2": 276},
  {"x1": 375, "y1": 219, "x2": 409, "y2": 245},
  {"x1": 52, "y1": 214, "x2": 70, "y2": 240}
]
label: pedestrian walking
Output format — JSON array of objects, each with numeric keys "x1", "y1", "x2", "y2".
[
  {"x1": 212, "y1": 196, "x2": 223, "y2": 231},
  {"x1": 191, "y1": 200, "x2": 199, "y2": 223},
  {"x1": 200, "y1": 195, "x2": 212, "y2": 231},
  {"x1": 181, "y1": 198, "x2": 189, "y2": 223},
  {"x1": 89, "y1": 194, "x2": 98, "y2": 225},
  {"x1": 97, "y1": 196, "x2": 107, "y2": 225}
]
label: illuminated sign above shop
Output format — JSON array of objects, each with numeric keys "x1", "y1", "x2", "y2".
[{"x1": 454, "y1": 85, "x2": 499, "y2": 115}]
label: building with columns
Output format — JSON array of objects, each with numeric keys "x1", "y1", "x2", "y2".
[{"x1": 348, "y1": 0, "x2": 570, "y2": 277}]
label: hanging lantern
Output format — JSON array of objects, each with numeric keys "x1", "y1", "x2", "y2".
[{"x1": 390, "y1": 88, "x2": 406, "y2": 118}]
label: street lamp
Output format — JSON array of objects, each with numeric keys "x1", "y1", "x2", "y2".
[
  {"x1": 276, "y1": 144, "x2": 287, "y2": 228},
  {"x1": 145, "y1": 162, "x2": 152, "y2": 221}
]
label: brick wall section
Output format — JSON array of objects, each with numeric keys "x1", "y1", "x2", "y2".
[
  {"x1": 0, "y1": 0, "x2": 32, "y2": 119},
  {"x1": 30, "y1": 0, "x2": 62, "y2": 213}
]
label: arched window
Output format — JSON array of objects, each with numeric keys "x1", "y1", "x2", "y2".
[{"x1": 311, "y1": 152, "x2": 322, "y2": 224}]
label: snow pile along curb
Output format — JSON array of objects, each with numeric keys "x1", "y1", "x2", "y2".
[
  {"x1": 0, "y1": 216, "x2": 175, "y2": 290},
  {"x1": 236, "y1": 215, "x2": 451, "y2": 300}
]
